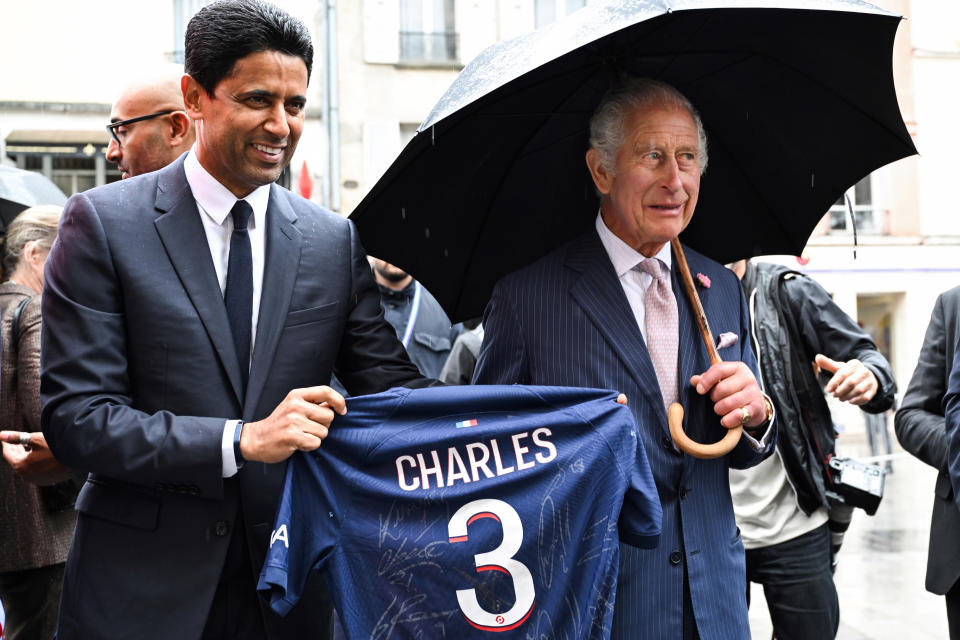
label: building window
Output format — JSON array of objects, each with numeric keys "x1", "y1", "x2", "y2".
[
  {"x1": 828, "y1": 176, "x2": 878, "y2": 235},
  {"x1": 535, "y1": 0, "x2": 586, "y2": 28},
  {"x1": 172, "y1": 0, "x2": 213, "y2": 63},
  {"x1": 400, "y1": 122, "x2": 419, "y2": 148},
  {"x1": 23, "y1": 156, "x2": 119, "y2": 197},
  {"x1": 399, "y1": 0, "x2": 458, "y2": 65},
  {"x1": 8, "y1": 131, "x2": 120, "y2": 197}
]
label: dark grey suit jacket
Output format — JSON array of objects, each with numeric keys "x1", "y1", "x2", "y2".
[
  {"x1": 895, "y1": 285, "x2": 960, "y2": 595},
  {"x1": 40, "y1": 156, "x2": 428, "y2": 639},
  {"x1": 474, "y1": 230, "x2": 775, "y2": 640}
]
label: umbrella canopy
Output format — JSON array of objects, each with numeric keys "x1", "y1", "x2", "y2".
[
  {"x1": 350, "y1": 0, "x2": 917, "y2": 322},
  {"x1": 0, "y1": 166, "x2": 68, "y2": 233}
]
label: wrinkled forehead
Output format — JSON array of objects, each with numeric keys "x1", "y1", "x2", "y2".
[{"x1": 622, "y1": 104, "x2": 699, "y2": 147}]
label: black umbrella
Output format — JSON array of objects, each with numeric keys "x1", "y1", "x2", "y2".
[
  {"x1": 350, "y1": 0, "x2": 917, "y2": 324},
  {"x1": 0, "y1": 166, "x2": 68, "y2": 233}
]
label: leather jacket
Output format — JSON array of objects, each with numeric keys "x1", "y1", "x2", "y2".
[{"x1": 741, "y1": 261, "x2": 896, "y2": 514}]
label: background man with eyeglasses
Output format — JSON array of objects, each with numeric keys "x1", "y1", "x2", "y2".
[{"x1": 106, "y1": 67, "x2": 195, "y2": 179}]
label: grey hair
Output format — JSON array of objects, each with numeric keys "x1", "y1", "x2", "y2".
[
  {"x1": 2, "y1": 205, "x2": 62, "y2": 278},
  {"x1": 588, "y1": 77, "x2": 709, "y2": 175}
]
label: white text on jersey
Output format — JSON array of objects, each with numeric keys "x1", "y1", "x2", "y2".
[
  {"x1": 270, "y1": 524, "x2": 289, "y2": 548},
  {"x1": 395, "y1": 428, "x2": 557, "y2": 491}
]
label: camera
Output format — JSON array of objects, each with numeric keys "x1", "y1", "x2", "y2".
[{"x1": 824, "y1": 455, "x2": 885, "y2": 516}]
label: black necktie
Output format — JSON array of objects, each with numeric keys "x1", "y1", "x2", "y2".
[{"x1": 225, "y1": 199, "x2": 253, "y2": 392}]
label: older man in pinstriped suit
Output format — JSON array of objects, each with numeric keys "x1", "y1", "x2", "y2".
[{"x1": 473, "y1": 78, "x2": 776, "y2": 639}]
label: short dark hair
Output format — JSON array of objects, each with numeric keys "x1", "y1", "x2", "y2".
[{"x1": 184, "y1": 0, "x2": 314, "y2": 96}]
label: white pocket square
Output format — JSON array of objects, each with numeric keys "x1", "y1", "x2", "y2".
[{"x1": 716, "y1": 332, "x2": 738, "y2": 350}]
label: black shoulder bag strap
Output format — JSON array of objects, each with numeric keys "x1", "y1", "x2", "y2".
[{"x1": 9, "y1": 296, "x2": 30, "y2": 384}]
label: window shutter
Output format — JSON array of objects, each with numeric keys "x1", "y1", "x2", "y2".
[
  {"x1": 363, "y1": 120, "x2": 402, "y2": 193},
  {"x1": 455, "y1": 0, "x2": 497, "y2": 66},
  {"x1": 364, "y1": 0, "x2": 400, "y2": 64},
  {"x1": 498, "y1": 0, "x2": 535, "y2": 42}
]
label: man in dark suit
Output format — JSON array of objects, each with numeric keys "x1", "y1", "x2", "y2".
[
  {"x1": 900, "y1": 285, "x2": 960, "y2": 638},
  {"x1": 40, "y1": 2, "x2": 429, "y2": 639},
  {"x1": 473, "y1": 78, "x2": 776, "y2": 640}
]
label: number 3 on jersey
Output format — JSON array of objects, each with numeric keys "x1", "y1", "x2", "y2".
[{"x1": 448, "y1": 498, "x2": 535, "y2": 631}]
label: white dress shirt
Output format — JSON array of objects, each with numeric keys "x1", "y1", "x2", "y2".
[
  {"x1": 594, "y1": 212, "x2": 671, "y2": 342},
  {"x1": 184, "y1": 150, "x2": 270, "y2": 477}
]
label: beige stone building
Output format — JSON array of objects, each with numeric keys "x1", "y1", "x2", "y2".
[{"x1": 1, "y1": 0, "x2": 957, "y2": 438}]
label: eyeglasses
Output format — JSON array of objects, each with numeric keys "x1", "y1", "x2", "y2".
[{"x1": 106, "y1": 110, "x2": 177, "y2": 146}]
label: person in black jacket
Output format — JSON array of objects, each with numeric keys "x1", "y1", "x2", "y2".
[
  {"x1": 730, "y1": 259, "x2": 896, "y2": 640},
  {"x1": 896, "y1": 285, "x2": 960, "y2": 638},
  {"x1": 369, "y1": 257, "x2": 462, "y2": 378}
]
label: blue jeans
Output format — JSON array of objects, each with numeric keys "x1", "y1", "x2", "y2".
[{"x1": 745, "y1": 523, "x2": 839, "y2": 640}]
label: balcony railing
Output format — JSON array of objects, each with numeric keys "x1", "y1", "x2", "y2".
[{"x1": 399, "y1": 31, "x2": 459, "y2": 65}]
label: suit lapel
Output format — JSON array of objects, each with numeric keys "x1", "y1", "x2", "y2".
[
  {"x1": 567, "y1": 232, "x2": 667, "y2": 422},
  {"x1": 153, "y1": 159, "x2": 245, "y2": 406},
  {"x1": 244, "y1": 185, "x2": 302, "y2": 416},
  {"x1": 672, "y1": 243, "x2": 703, "y2": 410}
]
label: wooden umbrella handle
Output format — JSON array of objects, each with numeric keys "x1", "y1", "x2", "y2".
[
  {"x1": 667, "y1": 238, "x2": 742, "y2": 459},
  {"x1": 668, "y1": 402, "x2": 742, "y2": 459}
]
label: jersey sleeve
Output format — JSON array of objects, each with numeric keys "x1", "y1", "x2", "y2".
[
  {"x1": 617, "y1": 427, "x2": 663, "y2": 549},
  {"x1": 256, "y1": 451, "x2": 342, "y2": 616}
]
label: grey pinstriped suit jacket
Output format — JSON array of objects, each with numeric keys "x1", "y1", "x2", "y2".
[{"x1": 474, "y1": 229, "x2": 775, "y2": 640}]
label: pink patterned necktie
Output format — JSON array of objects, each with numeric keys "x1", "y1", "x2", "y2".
[{"x1": 637, "y1": 258, "x2": 679, "y2": 410}]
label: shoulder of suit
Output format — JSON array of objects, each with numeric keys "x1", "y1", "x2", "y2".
[
  {"x1": 942, "y1": 285, "x2": 960, "y2": 303},
  {"x1": 498, "y1": 240, "x2": 571, "y2": 291},
  {"x1": 66, "y1": 171, "x2": 163, "y2": 226},
  {"x1": 680, "y1": 244, "x2": 739, "y2": 290},
  {"x1": 90, "y1": 170, "x2": 161, "y2": 204}
]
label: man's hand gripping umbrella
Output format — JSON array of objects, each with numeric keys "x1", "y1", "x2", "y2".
[{"x1": 669, "y1": 237, "x2": 755, "y2": 458}]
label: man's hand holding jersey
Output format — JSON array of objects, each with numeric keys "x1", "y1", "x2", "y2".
[{"x1": 240, "y1": 386, "x2": 347, "y2": 463}]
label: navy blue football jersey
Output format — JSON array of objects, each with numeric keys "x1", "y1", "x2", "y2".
[{"x1": 257, "y1": 385, "x2": 661, "y2": 639}]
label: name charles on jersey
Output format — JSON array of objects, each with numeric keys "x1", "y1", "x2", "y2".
[{"x1": 395, "y1": 428, "x2": 557, "y2": 491}]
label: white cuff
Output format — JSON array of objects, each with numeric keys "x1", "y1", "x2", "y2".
[{"x1": 222, "y1": 420, "x2": 241, "y2": 477}]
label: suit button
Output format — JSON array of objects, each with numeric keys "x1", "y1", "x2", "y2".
[
  {"x1": 669, "y1": 551, "x2": 682, "y2": 565},
  {"x1": 679, "y1": 487, "x2": 688, "y2": 500},
  {"x1": 214, "y1": 521, "x2": 229, "y2": 537},
  {"x1": 662, "y1": 437, "x2": 672, "y2": 450}
]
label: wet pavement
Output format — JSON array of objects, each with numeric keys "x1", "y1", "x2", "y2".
[{"x1": 748, "y1": 433, "x2": 949, "y2": 639}]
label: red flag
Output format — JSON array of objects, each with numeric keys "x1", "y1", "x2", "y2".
[{"x1": 298, "y1": 160, "x2": 313, "y2": 199}]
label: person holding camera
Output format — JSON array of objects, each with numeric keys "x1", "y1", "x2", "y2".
[{"x1": 728, "y1": 259, "x2": 896, "y2": 640}]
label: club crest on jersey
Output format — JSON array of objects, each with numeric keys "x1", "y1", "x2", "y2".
[
  {"x1": 270, "y1": 524, "x2": 289, "y2": 549},
  {"x1": 456, "y1": 418, "x2": 478, "y2": 428}
]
